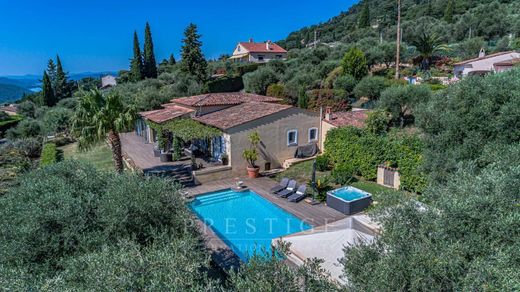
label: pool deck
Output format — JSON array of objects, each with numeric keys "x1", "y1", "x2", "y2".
[{"x1": 186, "y1": 177, "x2": 347, "y2": 269}]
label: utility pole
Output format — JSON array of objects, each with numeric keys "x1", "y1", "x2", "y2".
[{"x1": 395, "y1": 0, "x2": 401, "y2": 80}]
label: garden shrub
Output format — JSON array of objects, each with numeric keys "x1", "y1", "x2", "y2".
[
  {"x1": 364, "y1": 109, "x2": 391, "y2": 135},
  {"x1": 12, "y1": 137, "x2": 42, "y2": 158},
  {"x1": 0, "y1": 161, "x2": 209, "y2": 287},
  {"x1": 207, "y1": 76, "x2": 244, "y2": 93},
  {"x1": 331, "y1": 163, "x2": 356, "y2": 185},
  {"x1": 333, "y1": 74, "x2": 358, "y2": 93},
  {"x1": 325, "y1": 126, "x2": 425, "y2": 192},
  {"x1": 306, "y1": 89, "x2": 350, "y2": 112},
  {"x1": 266, "y1": 83, "x2": 286, "y2": 98},
  {"x1": 353, "y1": 76, "x2": 387, "y2": 100},
  {"x1": 315, "y1": 154, "x2": 331, "y2": 171},
  {"x1": 243, "y1": 67, "x2": 279, "y2": 95},
  {"x1": 40, "y1": 143, "x2": 61, "y2": 167}
]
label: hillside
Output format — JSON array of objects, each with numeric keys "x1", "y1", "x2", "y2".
[
  {"x1": 0, "y1": 83, "x2": 32, "y2": 103},
  {"x1": 279, "y1": 0, "x2": 520, "y2": 52}
]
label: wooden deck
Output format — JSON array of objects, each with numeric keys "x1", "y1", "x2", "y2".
[
  {"x1": 188, "y1": 177, "x2": 346, "y2": 227},
  {"x1": 187, "y1": 177, "x2": 347, "y2": 269},
  {"x1": 120, "y1": 132, "x2": 220, "y2": 172}
]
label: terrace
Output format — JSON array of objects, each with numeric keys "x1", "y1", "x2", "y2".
[{"x1": 120, "y1": 132, "x2": 228, "y2": 185}]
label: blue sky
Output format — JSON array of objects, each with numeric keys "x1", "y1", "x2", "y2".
[{"x1": 0, "y1": 0, "x2": 357, "y2": 76}]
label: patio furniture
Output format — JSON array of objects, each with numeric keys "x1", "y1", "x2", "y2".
[
  {"x1": 277, "y1": 180, "x2": 297, "y2": 198},
  {"x1": 153, "y1": 147, "x2": 161, "y2": 157},
  {"x1": 288, "y1": 185, "x2": 307, "y2": 203},
  {"x1": 270, "y1": 178, "x2": 289, "y2": 194}
]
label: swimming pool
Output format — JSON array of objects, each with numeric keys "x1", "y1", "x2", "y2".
[
  {"x1": 189, "y1": 189, "x2": 312, "y2": 261},
  {"x1": 327, "y1": 186, "x2": 372, "y2": 215}
]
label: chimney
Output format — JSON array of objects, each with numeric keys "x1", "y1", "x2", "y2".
[
  {"x1": 266, "y1": 40, "x2": 272, "y2": 50},
  {"x1": 325, "y1": 107, "x2": 333, "y2": 121},
  {"x1": 249, "y1": 38, "x2": 254, "y2": 43},
  {"x1": 479, "y1": 48, "x2": 486, "y2": 58}
]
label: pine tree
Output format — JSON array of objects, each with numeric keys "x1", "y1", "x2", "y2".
[
  {"x1": 143, "y1": 22, "x2": 157, "y2": 78},
  {"x1": 129, "y1": 31, "x2": 144, "y2": 82},
  {"x1": 55, "y1": 55, "x2": 70, "y2": 100},
  {"x1": 46, "y1": 59, "x2": 57, "y2": 87},
  {"x1": 180, "y1": 23, "x2": 208, "y2": 83},
  {"x1": 169, "y1": 54, "x2": 176, "y2": 65},
  {"x1": 41, "y1": 71, "x2": 56, "y2": 106},
  {"x1": 444, "y1": 0, "x2": 454, "y2": 23},
  {"x1": 358, "y1": 3, "x2": 370, "y2": 28}
]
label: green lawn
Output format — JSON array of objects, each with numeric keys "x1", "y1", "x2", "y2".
[{"x1": 59, "y1": 143, "x2": 114, "y2": 171}]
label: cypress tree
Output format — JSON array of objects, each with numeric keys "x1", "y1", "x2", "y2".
[
  {"x1": 180, "y1": 23, "x2": 208, "y2": 83},
  {"x1": 129, "y1": 31, "x2": 144, "y2": 82},
  {"x1": 143, "y1": 22, "x2": 157, "y2": 78},
  {"x1": 358, "y1": 3, "x2": 370, "y2": 28},
  {"x1": 55, "y1": 55, "x2": 70, "y2": 100},
  {"x1": 444, "y1": 0, "x2": 454, "y2": 23},
  {"x1": 169, "y1": 54, "x2": 176, "y2": 65},
  {"x1": 46, "y1": 59, "x2": 57, "y2": 87},
  {"x1": 41, "y1": 71, "x2": 56, "y2": 106}
]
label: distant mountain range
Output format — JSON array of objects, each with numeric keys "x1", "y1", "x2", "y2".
[{"x1": 0, "y1": 71, "x2": 118, "y2": 103}]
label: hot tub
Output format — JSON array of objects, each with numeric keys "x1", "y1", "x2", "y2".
[{"x1": 327, "y1": 186, "x2": 372, "y2": 215}]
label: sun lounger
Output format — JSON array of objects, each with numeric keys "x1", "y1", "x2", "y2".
[
  {"x1": 270, "y1": 178, "x2": 289, "y2": 194},
  {"x1": 277, "y1": 180, "x2": 297, "y2": 198},
  {"x1": 288, "y1": 185, "x2": 307, "y2": 202}
]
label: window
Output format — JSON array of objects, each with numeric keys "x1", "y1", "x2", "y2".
[
  {"x1": 287, "y1": 129, "x2": 298, "y2": 146},
  {"x1": 276, "y1": 55, "x2": 283, "y2": 59},
  {"x1": 308, "y1": 127, "x2": 318, "y2": 142},
  {"x1": 237, "y1": 46, "x2": 241, "y2": 52},
  {"x1": 258, "y1": 55, "x2": 265, "y2": 61}
]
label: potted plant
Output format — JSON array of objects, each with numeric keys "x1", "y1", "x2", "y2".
[
  {"x1": 221, "y1": 153, "x2": 229, "y2": 165},
  {"x1": 242, "y1": 131, "x2": 260, "y2": 178}
]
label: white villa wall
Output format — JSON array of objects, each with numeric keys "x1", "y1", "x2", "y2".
[
  {"x1": 248, "y1": 52, "x2": 287, "y2": 63},
  {"x1": 454, "y1": 52, "x2": 520, "y2": 77}
]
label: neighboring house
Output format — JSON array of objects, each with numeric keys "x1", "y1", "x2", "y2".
[
  {"x1": 0, "y1": 104, "x2": 18, "y2": 116},
  {"x1": 229, "y1": 39, "x2": 288, "y2": 63},
  {"x1": 453, "y1": 49, "x2": 520, "y2": 77},
  {"x1": 320, "y1": 107, "x2": 369, "y2": 150},
  {"x1": 494, "y1": 58, "x2": 520, "y2": 73},
  {"x1": 101, "y1": 75, "x2": 117, "y2": 89},
  {"x1": 135, "y1": 92, "x2": 320, "y2": 177}
]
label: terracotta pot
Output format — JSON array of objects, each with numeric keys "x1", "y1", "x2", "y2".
[{"x1": 246, "y1": 167, "x2": 260, "y2": 178}]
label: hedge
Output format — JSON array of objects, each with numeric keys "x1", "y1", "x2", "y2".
[
  {"x1": 40, "y1": 143, "x2": 62, "y2": 167},
  {"x1": 324, "y1": 127, "x2": 426, "y2": 193},
  {"x1": 207, "y1": 76, "x2": 244, "y2": 93},
  {"x1": 0, "y1": 115, "x2": 22, "y2": 134}
]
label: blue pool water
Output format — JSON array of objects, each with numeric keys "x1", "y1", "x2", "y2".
[
  {"x1": 330, "y1": 186, "x2": 369, "y2": 201},
  {"x1": 189, "y1": 189, "x2": 312, "y2": 261}
]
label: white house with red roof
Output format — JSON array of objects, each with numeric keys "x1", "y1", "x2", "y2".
[
  {"x1": 229, "y1": 39, "x2": 287, "y2": 63},
  {"x1": 453, "y1": 49, "x2": 520, "y2": 77}
]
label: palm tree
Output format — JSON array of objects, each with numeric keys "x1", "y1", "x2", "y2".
[
  {"x1": 411, "y1": 32, "x2": 449, "y2": 71},
  {"x1": 72, "y1": 89, "x2": 135, "y2": 173}
]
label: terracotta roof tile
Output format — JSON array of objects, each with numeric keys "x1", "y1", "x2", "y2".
[
  {"x1": 194, "y1": 101, "x2": 292, "y2": 130},
  {"x1": 0, "y1": 105, "x2": 17, "y2": 113},
  {"x1": 239, "y1": 42, "x2": 287, "y2": 53},
  {"x1": 324, "y1": 110, "x2": 369, "y2": 128},
  {"x1": 171, "y1": 92, "x2": 282, "y2": 107},
  {"x1": 140, "y1": 105, "x2": 194, "y2": 124}
]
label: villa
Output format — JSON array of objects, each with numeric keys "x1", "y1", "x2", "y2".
[
  {"x1": 229, "y1": 39, "x2": 288, "y2": 63},
  {"x1": 453, "y1": 49, "x2": 520, "y2": 77},
  {"x1": 131, "y1": 92, "x2": 320, "y2": 182}
]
